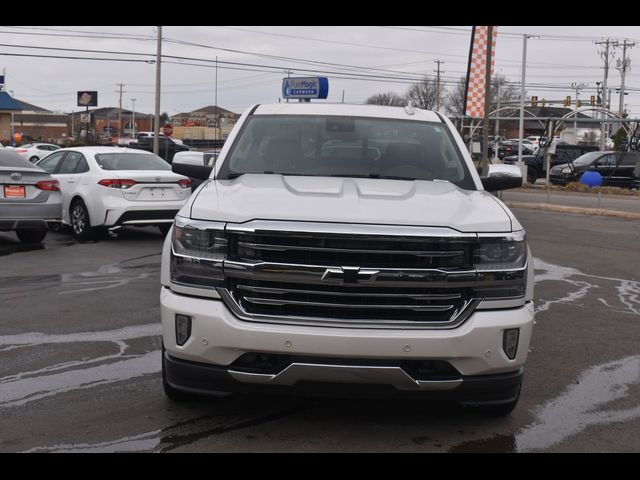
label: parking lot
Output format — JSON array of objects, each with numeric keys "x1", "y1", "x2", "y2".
[{"x1": 1, "y1": 208, "x2": 639, "y2": 453}]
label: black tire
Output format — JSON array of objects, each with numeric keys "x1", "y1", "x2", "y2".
[
  {"x1": 158, "y1": 224, "x2": 171, "y2": 236},
  {"x1": 527, "y1": 167, "x2": 540, "y2": 185},
  {"x1": 70, "y1": 200, "x2": 97, "y2": 241},
  {"x1": 29, "y1": 156, "x2": 39, "y2": 163},
  {"x1": 16, "y1": 228, "x2": 47, "y2": 243}
]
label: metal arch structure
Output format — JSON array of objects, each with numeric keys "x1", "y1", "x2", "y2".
[
  {"x1": 551, "y1": 106, "x2": 633, "y2": 137},
  {"x1": 467, "y1": 106, "x2": 546, "y2": 139}
]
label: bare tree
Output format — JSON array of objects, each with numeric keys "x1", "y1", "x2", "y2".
[
  {"x1": 406, "y1": 78, "x2": 439, "y2": 110},
  {"x1": 365, "y1": 92, "x2": 406, "y2": 106},
  {"x1": 444, "y1": 74, "x2": 521, "y2": 116}
]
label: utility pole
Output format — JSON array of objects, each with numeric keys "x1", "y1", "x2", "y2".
[
  {"x1": 495, "y1": 78, "x2": 501, "y2": 158},
  {"x1": 131, "y1": 98, "x2": 136, "y2": 138},
  {"x1": 154, "y1": 26, "x2": 162, "y2": 156},
  {"x1": 596, "y1": 38, "x2": 617, "y2": 149},
  {"x1": 215, "y1": 56, "x2": 218, "y2": 144},
  {"x1": 617, "y1": 39, "x2": 635, "y2": 118},
  {"x1": 481, "y1": 27, "x2": 493, "y2": 175},
  {"x1": 571, "y1": 82, "x2": 586, "y2": 143},
  {"x1": 434, "y1": 59, "x2": 445, "y2": 111},
  {"x1": 116, "y1": 83, "x2": 125, "y2": 139}
]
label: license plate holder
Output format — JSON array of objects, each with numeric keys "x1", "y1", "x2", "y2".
[{"x1": 4, "y1": 185, "x2": 26, "y2": 198}]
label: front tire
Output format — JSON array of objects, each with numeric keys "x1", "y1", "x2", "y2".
[
  {"x1": 527, "y1": 167, "x2": 540, "y2": 185},
  {"x1": 70, "y1": 200, "x2": 97, "y2": 241},
  {"x1": 16, "y1": 228, "x2": 47, "y2": 243}
]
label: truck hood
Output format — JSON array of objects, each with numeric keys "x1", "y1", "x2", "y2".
[{"x1": 188, "y1": 174, "x2": 514, "y2": 233}]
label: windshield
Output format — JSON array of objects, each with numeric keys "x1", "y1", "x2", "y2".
[
  {"x1": 219, "y1": 115, "x2": 475, "y2": 189},
  {"x1": 95, "y1": 152, "x2": 171, "y2": 171},
  {"x1": 572, "y1": 151, "x2": 604, "y2": 167}
]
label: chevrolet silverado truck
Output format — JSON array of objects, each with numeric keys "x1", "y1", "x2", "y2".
[{"x1": 160, "y1": 103, "x2": 534, "y2": 415}]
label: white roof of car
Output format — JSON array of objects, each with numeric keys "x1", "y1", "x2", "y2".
[
  {"x1": 253, "y1": 103, "x2": 443, "y2": 122},
  {"x1": 58, "y1": 146, "x2": 155, "y2": 155}
]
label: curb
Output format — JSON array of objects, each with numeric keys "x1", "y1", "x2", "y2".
[{"x1": 505, "y1": 201, "x2": 640, "y2": 220}]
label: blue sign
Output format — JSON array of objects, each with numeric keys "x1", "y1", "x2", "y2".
[{"x1": 282, "y1": 77, "x2": 329, "y2": 99}]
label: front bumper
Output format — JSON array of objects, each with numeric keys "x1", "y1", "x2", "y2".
[{"x1": 161, "y1": 287, "x2": 534, "y2": 401}]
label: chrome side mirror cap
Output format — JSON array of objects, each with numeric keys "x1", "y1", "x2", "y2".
[{"x1": 481, "y1": 164, "x2": 523, "y2": 191}]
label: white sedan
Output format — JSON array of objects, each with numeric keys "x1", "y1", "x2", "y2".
[
  {"x1": 36, "y1": 146, "x2": 192, "y2": 240},
  {"x1": 14, "y1": 143, "x2": 61, "y2": 163}
]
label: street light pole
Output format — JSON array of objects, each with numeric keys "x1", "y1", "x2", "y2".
[
  {"x1": 131, "y1": 98, "x2": 136, "y2": 138},
  {"x1": 153, "y1": 26, "x2": 162, "y2": 156},
  {"x1": 518, "y1": 34, "x2": 540, "y2": 174}
]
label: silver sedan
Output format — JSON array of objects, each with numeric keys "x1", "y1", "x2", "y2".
[{"x1": 0, "y1": 149, "x2": 62, "y2": 243}]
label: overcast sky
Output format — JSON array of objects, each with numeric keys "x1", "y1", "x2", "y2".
[{"x1": 1, "y1": 26, "x2": 640, "y2": 117}]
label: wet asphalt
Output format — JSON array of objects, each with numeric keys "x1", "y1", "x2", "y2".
[{"x1": 0, "y1": 210, "x2": 639, "y2": 453}]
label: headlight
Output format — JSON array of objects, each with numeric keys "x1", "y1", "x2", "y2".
[
  {"x1": 170, "y1": 216, "x2": 227, "y2": 288},
  {"x1": 473, "y1": 232, "x2": 527, "y2": 300},
  {"x1": 474, "y1": 233, "x2": 526, "y2": 271},
  {"x1": 561, "y1": 167, "x2": 572, "y2": 174}
]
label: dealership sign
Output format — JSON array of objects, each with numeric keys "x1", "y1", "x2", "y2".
[
  {"x1": 77, "y1": 91, "x2": 98, "y2": 107},
  {"x1": 282, "y1": 77, "x2": 329, "y2": 99}
]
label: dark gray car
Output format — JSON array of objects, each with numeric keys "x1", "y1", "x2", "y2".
[{"x1": 0, "y1": 149, "x2": 62, "y2": 243}]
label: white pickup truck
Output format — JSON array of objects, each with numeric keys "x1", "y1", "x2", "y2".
[{"x1": 160, "y1": 103, "x2": 534, "y2": 415}]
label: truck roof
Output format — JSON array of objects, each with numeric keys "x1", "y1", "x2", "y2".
[{"x1": 253, "y1": 103, "x2": 443, "y2": 123}]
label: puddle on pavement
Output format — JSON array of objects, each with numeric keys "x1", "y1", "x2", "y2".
[
  {"x1": 449, "y1": 434, "x2": 516, "y2": 453},
  {"x1": 25, "y1": 401, "x2": 307, "y2": 453}
]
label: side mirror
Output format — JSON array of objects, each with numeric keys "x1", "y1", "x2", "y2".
[
  {"x1": 172, "y1": 151, "x2": 214, "y2": 180},
  {"x1": 481, "y1": 164, "x2": 523, "y2": 191}
]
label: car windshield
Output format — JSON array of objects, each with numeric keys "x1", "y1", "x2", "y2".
[
  {"x1": 95, "y1": 152, "x2": 171, "y2": 170},
  {"x1": 572, "y1": 151, "x2": 604, "y2": 166},
  {"x1": 219, "y1": 115, "x2": 474, "y2": 189}
]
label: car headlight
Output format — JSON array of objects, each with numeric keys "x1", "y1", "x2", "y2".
[
  {"x1": 561, "y1": 167, "x2": 572, "y2": 174},
  {"x1": 473, "y1": 232, "x2": 527, "y2": 299},
  {"x1": 170, "y1": 216, "x2": 227, "y2": 288}
]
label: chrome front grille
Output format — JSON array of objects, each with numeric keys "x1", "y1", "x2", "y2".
[
  {"x1": 234, "y1": 234, "x2": 472, "y2": 269},
  {"x1": 217, "y1": 221, "x2": 484, "y2": 329}
]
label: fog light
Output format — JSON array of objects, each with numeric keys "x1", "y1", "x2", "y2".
[
  {"x1": 503, "y1": 329, "x2": 520, "y2": 360},
  {"x1": 175, "y1": 314, "x2": 192, "y2": 346}
]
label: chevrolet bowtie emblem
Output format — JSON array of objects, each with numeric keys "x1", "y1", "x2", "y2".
[{"x1": 322, "y1": 267, "x2": 379, "y2": 284}]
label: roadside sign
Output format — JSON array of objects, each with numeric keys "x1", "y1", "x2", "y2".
[
  {"x1": 163, "y1": 124, "x2": 173, "y2": 136},
  {"x1": 77, "y1": 91, "x2": 98, "y2": 107},
  {"x1": 80, "y1": 113, "x2": 91, "y2": 123},
  {"x1": 282, "y1": 77, "x2": 329, "y2": 99}
]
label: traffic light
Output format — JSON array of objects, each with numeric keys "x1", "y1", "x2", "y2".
[
  {"x1": 564, "y1": 96, "x2": 571, "y2": 107},
  {"x1": 541, "y1": 98, "x2": 546, "y2": 107},
  {"x1": 531, "y1": 96, "x2": 538, "y2": 107},
  {"x1": 577, "y1": 100, "x2": 582, "y2": 108},
  {"x1": 590, "y1": 95, "x2": 596, "y2": 106}
]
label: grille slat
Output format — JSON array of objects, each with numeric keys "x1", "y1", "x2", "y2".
[
  {"x1": 237, "y1": 284, "x2": 462, "y2": 300},
  {"x1": 243, "y1": 296, "x2": 455, "y2": 312}
]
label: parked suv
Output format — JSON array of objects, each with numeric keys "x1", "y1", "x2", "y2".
[
  {"x1": 550, "y1": 150, "x2": 640, "y2": 188},
  {"x1": 160, "y1": 104, "x2": 534, "y2": 415},
  {"x1": 128, "y1": 134, "x2": 190, "y2": 163},
  {"x1": 504, "y1": 143, "x2": 598, "y2": 184}
]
